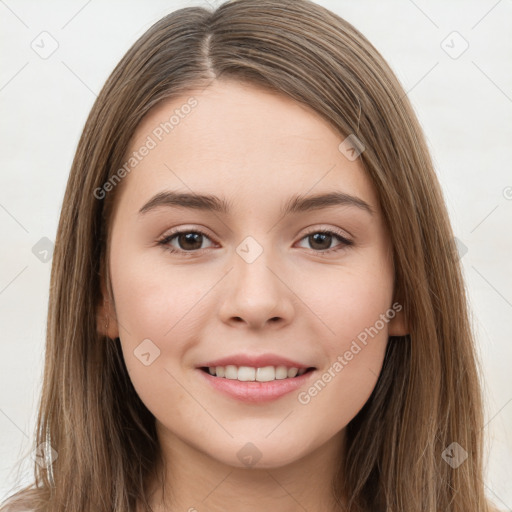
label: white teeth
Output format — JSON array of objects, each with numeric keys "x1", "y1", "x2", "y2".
[
  {"x1": 275, "y1": 365, "x2": 288, "y2": 379},
  {"x1": 237, "y1": 366, "x2": 256, "y2": 381},
  {"x1": 205, "y1": 365, "x2": 310, "y2": 381},
  {"x1": 256, "y1": 366, "x2": 276, "y2": 382},
  {"x1": 225, "y1": 365, "x2": 238, "y2": 379}
]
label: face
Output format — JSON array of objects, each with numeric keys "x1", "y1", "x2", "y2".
[{"x1": 98, "y1": 79, "x2": 407, "y2": 470}]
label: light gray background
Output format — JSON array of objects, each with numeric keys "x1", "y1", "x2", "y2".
[{"x1": 1, "y1": 0, "x2": 511, "y2": 508}]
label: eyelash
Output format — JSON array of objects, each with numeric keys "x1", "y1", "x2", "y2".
[{"x1": 156, "y1": 227, "x2": 354, "y2": 257}]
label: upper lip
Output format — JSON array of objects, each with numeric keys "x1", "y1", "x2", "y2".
[{"x1": 197, "y1": 353, "x2": 314, "y2": 370}]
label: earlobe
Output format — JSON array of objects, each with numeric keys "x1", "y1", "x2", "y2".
[{"x1": 388, "y1": 308, "x2": 409, "y2": 337}]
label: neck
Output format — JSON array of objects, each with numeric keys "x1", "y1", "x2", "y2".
[{"x1": 141, "y1": 423, "x2": 347, "y2": 512}]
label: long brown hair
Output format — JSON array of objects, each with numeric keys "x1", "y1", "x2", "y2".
[{"x1": 1, "y1": 1, "x2": 499, "y2": 510}]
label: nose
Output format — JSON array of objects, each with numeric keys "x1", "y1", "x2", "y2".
[{"x1": 217, "y1": 243, "x2": 294, "y2": 330}]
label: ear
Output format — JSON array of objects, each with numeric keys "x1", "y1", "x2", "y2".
[
  {"x1": 96, "y1": 275, "x2": 120, "y2": 340},
  {"x1": 388, "y1": 306, "x2": 408, "y2": 337}
]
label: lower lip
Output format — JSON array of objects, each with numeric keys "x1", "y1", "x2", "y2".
[{"x1": 196, "y1": 368, "x2": 316, "y2": 403}]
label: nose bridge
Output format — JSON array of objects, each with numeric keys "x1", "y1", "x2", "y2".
[
  {"x1": 218, "y1": 234, "x2": 292, "y2": 328},
  {"x1": 234, "y1": 234, "x2": 280, "y2": 302}
]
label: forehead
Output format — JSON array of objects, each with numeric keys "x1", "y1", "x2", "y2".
[{"x1": 115, "y1": 79, "x2": 379, "y2": 215}]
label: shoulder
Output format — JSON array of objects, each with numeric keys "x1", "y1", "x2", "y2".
[{"x1": 0, "y1": 488, "x2": 44, "y2": 512}]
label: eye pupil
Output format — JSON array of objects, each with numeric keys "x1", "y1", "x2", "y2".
[
  {"x1": 310, "y1": 233, "x2": 332, "y2": 250},
  {"x1": 179, "y1": 232, "x2": 203, "y2": 250}
]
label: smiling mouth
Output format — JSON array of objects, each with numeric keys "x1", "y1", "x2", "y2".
[{"x1": 199, "y1": 366, "x2": 316, "y2": 382}]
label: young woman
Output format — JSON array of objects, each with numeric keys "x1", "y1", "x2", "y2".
[{"x1": 1, "y1": 0, "x2": 500, "y2": 511}]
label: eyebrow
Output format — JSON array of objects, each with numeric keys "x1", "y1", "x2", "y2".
[{"x1": 138, "y1": 190, "x2": 374, "y2": 217}]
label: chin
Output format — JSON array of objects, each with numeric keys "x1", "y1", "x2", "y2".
[{"x1": 207, "y1": 436, "x2": 311, "y2": 470}]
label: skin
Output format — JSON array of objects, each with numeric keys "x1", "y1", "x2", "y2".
[{"x1": 97, "y1": 79, "x2": 408, "y2": 511}]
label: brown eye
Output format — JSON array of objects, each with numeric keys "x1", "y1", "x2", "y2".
[
  {"x1": 308, "y1": 232, "x2": 333, "y2": 250},
  {"x1": 175, "y1": 232, "x2": 204, "y2": 251},
  {"x1": 297, "y1": 229, "x2": 353, "y2": 254},
  {"x1": 157, "y1": 229, "x2": 215, "y2": 254}
]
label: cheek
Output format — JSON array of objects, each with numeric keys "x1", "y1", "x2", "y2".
[
  {"x1": 302, "y1": 254, "x2": 394, "y2": 350},
  {"x1": 110, "y1": 243, "x2": 209, "y2": 342},
  {"x1": 294, "y1": 255, "x2": 393, "y2": 397},
  {"x1": 109, "y1": 250, "x2": 210, "y2": 419},
  {"x1": 294, "y1": 257, "x2": 394, "y2": 425}
]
